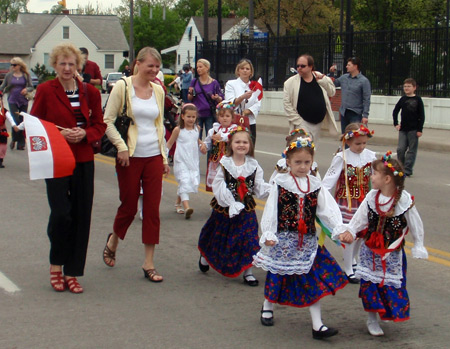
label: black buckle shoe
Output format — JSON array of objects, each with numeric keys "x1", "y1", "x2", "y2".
[
  {"x1": 198, "y1": 255, "x2": 209, "y2": 273},
  {"x1": 312, "y1": 325, "x2": 338, "y2": 340},
  {"x1": 260, "y1": 308, "x2": 274, "y2": 326},
  {"x1": 346, "y1": 273, "x2": 360, "y2": 284},
  {"x1": 243, "y1": 274, "x2": 259, "y2": 286}
]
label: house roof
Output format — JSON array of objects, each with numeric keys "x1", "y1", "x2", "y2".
[
  {"x1": 192, "y1": 16, "x2": 242, "y2": 41},
  {"x1": 0, "y1": 13, "x2": 129, "y2": 55}
]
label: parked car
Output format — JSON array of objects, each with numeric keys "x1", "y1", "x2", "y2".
[
  {"x1": 161, "y1": 68, "x2": 175, "y2": 75},
  {"x1": 0, "y1": 61, "x2": 11, "y2": 84},
  {"x1": 102, "y1": 72, "x2": 123, "y2": 93},
  {"x1": 30, "y1": 71, "x2": 39, "y2": 88}
]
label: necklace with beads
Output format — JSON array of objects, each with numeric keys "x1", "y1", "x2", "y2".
[
  {"x1": 291, "y1": 173, "x2": 310, "y2": 193},
  {"x1": 64, "y1": 79, "x2": 77, "y2": 97},
  {"x1": 374, "y1": 189, "x2": 396, "y2": 217}
]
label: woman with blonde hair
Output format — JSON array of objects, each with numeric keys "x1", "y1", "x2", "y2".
[
  {"x1": 188, "y1": 58, "x2": 223, "y2": 139},
  {"x1": 0, "y1": 57, "x2": 34, "y2": 150},
  {"x1": 224, "y1": 59, "x2": 261, "y2": 144},
  {"x1": 102, "y1": 47, "x2": 170, "y2": 283},
  {"x1": 30, "y1": 42, "x2": 106, "y2": 293}
]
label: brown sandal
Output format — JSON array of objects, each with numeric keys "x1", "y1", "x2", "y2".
[
  {"x1": 103, "y1": 233, "x2": 116, "y2": 267},
  {"x1": 142, "y1": 268, "x2": 163, "y2": 283}
]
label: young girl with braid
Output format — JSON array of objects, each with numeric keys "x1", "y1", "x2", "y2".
[
  {"x1": 253, "y1": 135, "x2": 348, "y2": 340},
  {"x1": 336, "y1": 152, "x2": 428, "y2": 336},
  {"x1": 322, "y1": 123, "x2": 376, "y2": 283}
]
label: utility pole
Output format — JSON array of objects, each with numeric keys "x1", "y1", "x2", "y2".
[
  {"x1": 216, "y1": 0, "x2": 222, "y2": 80},
  {"x1": 249, "y1": 0, "x2": 254, "y2": 38},
  {"x1": 204, "y1": 0, "x2": 209, "y2": 42},
  {"x1": 129, "y1": 0, "x2": 134, "y2": 63}
]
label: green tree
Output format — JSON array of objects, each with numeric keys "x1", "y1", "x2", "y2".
[{"x1": 0, "y1": 0, "x2": 28, "y2": 23}]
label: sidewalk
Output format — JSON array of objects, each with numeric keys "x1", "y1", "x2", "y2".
[{"x1": 257, "y1": 113, "x2": 450, "y2": 153}]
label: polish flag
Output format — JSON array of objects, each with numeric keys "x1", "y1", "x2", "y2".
[{"x1": 22, "y1": 112, "x2": 75, "y2": 180}]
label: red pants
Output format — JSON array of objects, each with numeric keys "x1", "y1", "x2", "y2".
[{"x1": 113, "y1": 155, "x2": 163, "y2": 244}]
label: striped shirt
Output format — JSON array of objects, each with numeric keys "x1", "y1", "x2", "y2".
[{"x1": 66, "y1": 88, "x2": 86, "y2": 128}]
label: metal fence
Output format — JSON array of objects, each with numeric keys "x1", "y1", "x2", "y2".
[{"x1": 196, "y1": 24, "x2": 450, "y2": 97}]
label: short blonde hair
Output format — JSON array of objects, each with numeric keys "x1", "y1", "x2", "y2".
[
  {"x1": 10, "y1": 57, "x2": 31, "y2": 78},
  {"x1": 49, "y1": 43, "x2": 84, "y2": 70},
  {"x1": 197, "y1": 58, "x2": 211, "y2": 71},
  {"x1": 235, "y1": 59, "x2": 254, "y2": 78}
]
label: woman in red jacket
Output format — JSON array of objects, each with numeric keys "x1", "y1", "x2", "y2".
[{"x1": 30, "y1": 43, "x2": 106, "y2": 294}]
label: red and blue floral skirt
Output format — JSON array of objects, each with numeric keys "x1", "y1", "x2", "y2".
[
  {"x1": 264, "y1": 245, "x2": 348, "y2": 307},
  {"x1": 198, "y1": 209, "x2": 259, "y2": 277},
  {"x1": 359, "y1": 249, "x2": 410, "y2": 321}
]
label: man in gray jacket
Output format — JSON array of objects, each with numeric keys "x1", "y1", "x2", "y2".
[{"x1": 332, "y1": 57, "x2": 371, "y2": 133}]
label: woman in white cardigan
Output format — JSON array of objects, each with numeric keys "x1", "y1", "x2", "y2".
[
  {"x1": 102, "y1": 47, "x2": 170, "y2": 283},
  {"x1": 224, "y1": 59, "x2": 261, "y2": 144}
]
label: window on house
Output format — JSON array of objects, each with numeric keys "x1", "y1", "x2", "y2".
[
  {"x1": 63, "y1": 26, "x2": 69, "y2": 39},
  {"x1": 44, "y1": 53, "x2": 53, "y2": 72},
  {"x1": 188, "y1": 27, "x2": 192, "y2": 41},
  {"x1": 105, "y1": 54, "x2": 114, "y2": 69},
  {"x1": 178, "y1": 54, "x2": 180, "y2": 65}
]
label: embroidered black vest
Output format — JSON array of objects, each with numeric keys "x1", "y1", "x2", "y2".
[
  {"x1": 210, "y1": 166, "x2": 257, "y2": 214},
  {"x1": 277, "y1": 186, "x2": 320, "y2": 235},
  {"x1": 362, "y1": 206, "x2": 408, "y2": 250}
]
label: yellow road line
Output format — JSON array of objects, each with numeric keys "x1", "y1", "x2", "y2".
[{"x1": 95, "y1": 155, "x2": 450, "y2": 266}]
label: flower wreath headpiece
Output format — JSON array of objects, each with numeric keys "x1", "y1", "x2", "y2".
[
  {"x1": 216, "y1": 101, "x2": 235, "y2": 112},
  {"x1": 289, "y1": 128, "x2": 309, "y2": 138},
  {"x1": 228, "y1": 125, "x2": 250, "y2": 140},
  {"x1": 382, "y1": 151, "x2": 404, "y2": 177},
  {"x1": 282, "y1": 136, "x2": 315, "y2": 158},
  {"x1": 343, "y1": 125, "x2": 374, "y2": 140}
]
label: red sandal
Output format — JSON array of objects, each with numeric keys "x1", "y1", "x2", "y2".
[
  {"x1": 50, "y1": 268, "x2": 65, "y2": 292},
  {"x1": 65, "y1": 277, "x2": 84, "y2": 294}
]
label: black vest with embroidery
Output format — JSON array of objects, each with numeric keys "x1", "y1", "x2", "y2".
[
  {"x1": 210, "y1": 166, "x2": 257, "y2": 214},
  {"x1": 277, "y1": 186, "x2": 320, "y2": 235},
  {"x1": 363, "y1": 206, "x2": 408, "y2": 250}
]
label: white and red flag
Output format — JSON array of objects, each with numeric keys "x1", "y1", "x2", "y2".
[{"x1": 22, "y1": 112, "x2": 75, "y2": 180}]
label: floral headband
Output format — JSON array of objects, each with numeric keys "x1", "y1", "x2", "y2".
[
  {"x1": 216, "y1": 101, "x2": 235, "y2": 111},
  {"x1": 343, "y1": 125, "x2": 374, "y2": 140},
  {"x1": 289, "y1": 128, "x2": 309, "y2": 138},
  {"x1": 282, "y1": 136, "x2": 315, "y2": 158},
  {"x1": 228, "y1": 125, "x2": 250, "y2": 140},
  {"x1": 382, "y1": 151, "x2": 404, "y2": 177}
]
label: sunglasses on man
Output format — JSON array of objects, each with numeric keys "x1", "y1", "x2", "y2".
[
  {"x1": 11, "y1": 64, "x2": 18, "y2": 67},
  {"x1": 296, "y1": 64, "x2": 308, "y2": 68}
]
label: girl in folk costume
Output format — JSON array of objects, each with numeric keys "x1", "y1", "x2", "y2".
[
  {"x1": 166, "y1": 104, "x2": 207, "y2": 219},
  {"x1": 269, "y1": 128, "x2": 321, "y2": 184},
  {"x1": 336, "y1": 152, "x2": 428, "y2": 336},
  {"x1": 253, "y1": 136, "x2": 348, "y2": 340},
  {"x1": 198, "y1": 127, "x2": 270, "y2": 286},
  {"x1": 322, "y1": 123, "x2": 376, "y2": 283},
  {"x1": 0, "y1": 99, "x2": 9, "y2": 168},
  {"x1": 204, "y1": 101, "x2": 237, "y2": 191}
]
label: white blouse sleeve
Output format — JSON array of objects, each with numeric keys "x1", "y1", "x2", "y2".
[
  {"x1": 246, "y1": 93, "x2": 261, "y2": 118},
  {"x1": 204, "y1": 128, "x2": 214, "y2": 150},
  {"x1": 212, "y1": 165, "x2": 244, "y2": 217},
  {"x1": 339, "y1": 198, "x2": 370, "y2": 239},
  {"x1": 405, "y1": 206, "x2": 428, "y2": 259},
  {"x1": 253, "y1": 164, "x2": 271, "y2": 199},
  {"x1": 259, "y1": 183, "x2": 279, "y2": 246},
  {"x1": 316, "y1": 187, "x2": 346, "y2": 238},
  {"x1": 224, "y1": 81, "x2": 237, "y2": 103},
  {"x1": 322, "y1": 155, "x2": 343, "y2": 191}
]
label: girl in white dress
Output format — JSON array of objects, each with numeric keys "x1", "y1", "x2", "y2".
[{"x1": 166, "y1": 104, "x2": 207, "y2": 219}]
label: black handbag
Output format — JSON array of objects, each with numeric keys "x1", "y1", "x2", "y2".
[{"x1": 101, "y1": 79, "x2": 133, "y2": 157}]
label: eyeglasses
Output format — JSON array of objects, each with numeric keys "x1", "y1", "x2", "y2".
[
  {"x1": 11, "y1": 64, "x2": 18, "y2": 67},
  {"x1": 296, "y1": 64, "x2": 308, "y2": 69}
]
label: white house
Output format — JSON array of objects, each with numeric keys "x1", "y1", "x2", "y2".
[
  {"x1": 162, "y1": 16, "x2": 263, "y2": 73},
  {"x1": 0, "y1": 13, "x2": 129, "y2": 76}
]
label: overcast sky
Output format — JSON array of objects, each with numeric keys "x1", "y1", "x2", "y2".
[{"x1": 27, "y1": 0, "x2": 123, "y2": 13}]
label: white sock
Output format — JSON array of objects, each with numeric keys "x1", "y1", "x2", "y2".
[
  {"x1": 368, "y1": 312, "x2": 378, "y2": 323},
  {"x1": 352, "y1": 239, "x2": 363, "y2": 266},
  {"x1": 200, "y1": 256, "x2": 209, "y2": 266},
  {"x1": 309, "y1": 302, "x2": 327, "y2": 331},
  {"x1": 262, "y1": 300, "x2": 273, "y2": 318},
  {"x1": 244, "y1": 268, "x2": 256, "y2": 281},
  {"x1": 343, "y1": 242, "x2": 356, "y2": 276}
]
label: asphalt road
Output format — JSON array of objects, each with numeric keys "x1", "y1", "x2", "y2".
[{"x1": 1, "y1": 126, "x2": 450, "y2": 348}]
